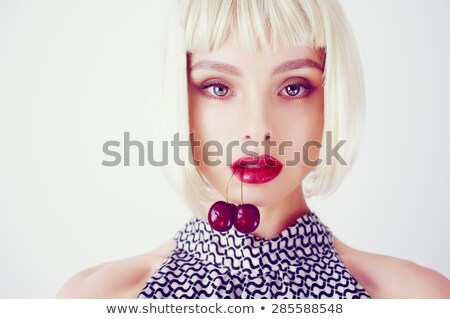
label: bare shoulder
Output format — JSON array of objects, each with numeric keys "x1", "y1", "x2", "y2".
[
  {"x1": 333, "y1": 237, "x2": 450, "y2": 298},
  {"x1": 56, "y1": 238, "x2": 175, "y2": 298}
]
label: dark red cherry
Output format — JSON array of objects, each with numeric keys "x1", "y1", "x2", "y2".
[
  {"x1": 233, "y1": 204, "x2": 260, "y2": 234},
  {"x1": 208, "y1": 201, "x2": 236, "y2": 232}
]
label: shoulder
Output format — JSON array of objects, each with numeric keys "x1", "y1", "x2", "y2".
[
  {"x1": 56, "y1": 238, "x2": 175, "y2": 298},
  {"x1": 333, "y1": 237, "x2": 450, "y2": 298}
]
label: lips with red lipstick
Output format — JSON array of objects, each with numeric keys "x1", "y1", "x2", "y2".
[{"x1": 231, "y1": 154, "x2": 283, "y2": 184}]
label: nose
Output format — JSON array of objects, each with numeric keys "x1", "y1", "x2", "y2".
[{"x1": 240, "y1": 93, "x2": 274, "y2": 144}]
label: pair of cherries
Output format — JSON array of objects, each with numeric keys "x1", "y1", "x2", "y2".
[{"x1": 207, "y1": 167, "x2": 260, "y2": 234}]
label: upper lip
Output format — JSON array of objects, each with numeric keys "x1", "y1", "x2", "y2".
[{"x1": 231, "y1": 154, "x2": 283, "y2": 169}]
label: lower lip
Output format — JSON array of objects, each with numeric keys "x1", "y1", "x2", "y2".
[{"x1": 232, "y1": 165, "x2": 283, "y2": 184}]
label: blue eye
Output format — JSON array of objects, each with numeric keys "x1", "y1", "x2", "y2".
[
  {"x1": 200, "y1": 82, "x2": 229, "y2": 98},
  {"x1": 208, "y1": 84, "x2": 228, "y2": 96},
  {"x1": 278, "y1": 82, "x2": 314, "y2": 100},
  {"x1": 281, "y1": 83, "x2": 306, "y2": 97}
]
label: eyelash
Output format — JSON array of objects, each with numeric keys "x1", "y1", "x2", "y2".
[{"x1": 198, "y1": 80, "x2": 313, "y2": 101}]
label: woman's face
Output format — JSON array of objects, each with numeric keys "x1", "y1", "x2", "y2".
[{"x1": 188, "y1": 36, "x2": 324, "y2": 209}]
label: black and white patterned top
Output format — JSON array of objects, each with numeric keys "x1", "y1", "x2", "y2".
[{"x1": 137, "y1": 212, "x2": 371, "y2": 298}]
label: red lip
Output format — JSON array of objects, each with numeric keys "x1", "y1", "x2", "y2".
[{"x1": 231, "y1": 155, "x2": 283, "y2": 184}]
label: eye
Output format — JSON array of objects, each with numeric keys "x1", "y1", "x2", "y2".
[
  {"x1": 279, "y1": 83, "x2": 308, "y2": 98},
  {"x1": 203, "y1": 82, "x2": 229, "y2": 97}
]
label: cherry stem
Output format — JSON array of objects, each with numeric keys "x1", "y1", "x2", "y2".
[
  {"x1": 240, "y1": 167, "x2": 244, "y2": 205},
  {"x1": 225, "y1": 166, "x2": 239, "y2": 203}
]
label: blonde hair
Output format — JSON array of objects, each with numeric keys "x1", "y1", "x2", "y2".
[{"x1": 153, "y1": 0, "x2": 365, "y2": 215}]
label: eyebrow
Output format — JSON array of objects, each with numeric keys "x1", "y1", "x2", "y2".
[
  {"x1": 272, "y1": 59, "x2": 324, "y2": 75},
  {"x1": 189, "y1": 58, "x2": 323, "y2": 76},
  {"x1": 189, "y1": 60, "x2": 241, "y2": 76}
]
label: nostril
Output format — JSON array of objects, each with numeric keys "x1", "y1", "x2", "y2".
[{"x1": 244, "y1": 132, "x2": 270, "y2": 141}]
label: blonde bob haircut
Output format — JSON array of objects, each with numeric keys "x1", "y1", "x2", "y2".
[{"x1": 153, "y1": 0, "x2": 365, "y2": 216}]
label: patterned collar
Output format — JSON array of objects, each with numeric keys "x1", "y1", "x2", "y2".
[{"x1": 174, "y1": 212, "x2": 335, "y2": 275}]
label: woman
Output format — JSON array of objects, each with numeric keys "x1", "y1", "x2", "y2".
[{"x1": 57, "y1": 0, "x2": 450, "y2": 298}]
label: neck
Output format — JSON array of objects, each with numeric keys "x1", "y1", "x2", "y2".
[{"x1": 251, "y1": 185, "x2": 311, "y2": 239}]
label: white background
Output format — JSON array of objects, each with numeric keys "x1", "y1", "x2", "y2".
[{"x1": 0, "y1": 0, "x2": 449, "y2": 298}]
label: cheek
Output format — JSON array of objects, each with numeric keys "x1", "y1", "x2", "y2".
[
  {"x1": 189, "y1": 96, "x2": 206, "y2": 165},
  {"x1": 189, "y1": 94, "x2": 236, "y2": 185},
  {"x1": 189, "y1": 97, "x2": 242, "y2": 159},
  {"x1": 279, "y1": 100, "x2": 324, "y2": 164},
  {"x1": 189, "y1": 92, "x2": 235, "y2": 139},
  {"x1": 301, "y1": 90, "x2": 324, "y2": 140}
]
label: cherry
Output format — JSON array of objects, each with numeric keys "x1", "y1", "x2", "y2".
[
  {"x1": 233, "y1": 204, "x2": 260, "y2": 234},
  {"x1": 207, "y1": 166, "x2": 260, "y2": 234},
  {"x1": 208, "y1": 201, "x2": 236, "y2": 232}
]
